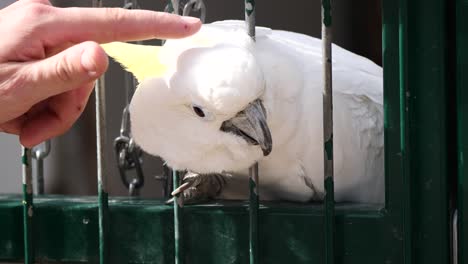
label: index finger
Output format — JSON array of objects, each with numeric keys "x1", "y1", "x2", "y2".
[{"x1": 41, "y1": 7, "x2": 201, "y2": 45}]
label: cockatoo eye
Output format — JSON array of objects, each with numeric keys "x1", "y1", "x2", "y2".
[
  {"x1": 192, "y1": 105, "x2": 206, "y2": 118},
  {"x1": 191, "y1": 104, "x2": 215, "y2": 121}
]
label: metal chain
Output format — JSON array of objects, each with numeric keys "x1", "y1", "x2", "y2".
[
  {"x1": 31, "y1": 140, "x2": 51, "y2": 194},
  {"x1": 114, "y1": 106, "x2": 145, "y2": 196},
  {"x1": 113, "y1": 0, "x2": 145, "y2": 197}
]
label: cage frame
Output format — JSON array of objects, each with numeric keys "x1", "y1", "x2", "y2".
[{"x1": 0, "y1": 0, "x2": 455, "y2": 263}]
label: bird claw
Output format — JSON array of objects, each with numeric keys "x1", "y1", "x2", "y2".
[
  {"x1": 165, "y1": 171, "x2": 227, "y2": 205},
  {"x1": 165, "y1": 196, "x2": 185, "y2": 207},
  {"x1": 171, "y1": 181, "x2": 192, "y2": 196}
]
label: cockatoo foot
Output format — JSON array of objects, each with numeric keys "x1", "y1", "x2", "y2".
[{"x1": 166, "y1": 171, "x2": 227, "y2": 206}]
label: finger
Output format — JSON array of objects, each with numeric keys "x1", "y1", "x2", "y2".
[
  {"x1": 19, "y1": 41, "x2": 108, "y2": 104},
  {"x1": 20, "y1": 0, "x2": 50, "y2": 3},
  {"x1": 0, "y1": 116, "x2": 26, "y2": 135},
  {"x1": 45, "y1": 41, "x2": 75, "y2": 57},
  {"x1": 42, "y1": 7, "x2": 201, "y2": 45},
  {"x1": 19, "y1": 81, "x2": 95, "y2": 147}
]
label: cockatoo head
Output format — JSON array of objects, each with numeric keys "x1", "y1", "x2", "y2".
[{"x1": 102, "y1": 28, "x2": 272, "y2": 173}]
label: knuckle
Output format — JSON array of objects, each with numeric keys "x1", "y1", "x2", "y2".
[
  {"x1": 18, "y1": 3, "x2": 54, "y2": 33},
  {"x1": 0, "y1": 67, "x2": 30, "y2": 120},
  {"x1": 103, "y1": 7, "x2": 128, "y2": 38},
  {"x1": 104, "y1": 7, "x2": 127, "y2": 25},
  {"x1": 54, "y1": 57, "x2": 74, "y2": 83},
  {"x1": 26, "y1": 3, "x2": 53, "y2": 20},
  {"x1": 0, "y1": 66, "x2": 25, "y2": 99}
]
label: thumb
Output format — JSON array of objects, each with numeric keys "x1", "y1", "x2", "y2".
[{"x1": 26, "y1": 41, "x2": 108, "y2": 103}]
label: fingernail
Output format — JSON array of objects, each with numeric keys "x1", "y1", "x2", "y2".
[
  {"x1": 181, "y1": 16, "x2": 201, "y2": 24},
  {"x1": 81, "y1": 49, "x2": 98, "y2": 77}
]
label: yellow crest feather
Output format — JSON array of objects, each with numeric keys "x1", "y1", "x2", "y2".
[{"x1": 101, "y1": 42, "x2": 168, "y2": 82}]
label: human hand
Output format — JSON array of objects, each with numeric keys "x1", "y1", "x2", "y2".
[{"x1": 0, "y1": 0, "x2": 201, "y2": 147}]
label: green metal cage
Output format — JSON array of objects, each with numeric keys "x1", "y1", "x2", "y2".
[{"x1": 0, "y1": 0, "x2": 462, "y2": 263}]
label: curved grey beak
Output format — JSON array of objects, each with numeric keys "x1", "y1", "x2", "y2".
[{"x1": 220, "y1": 99, "x2": 272, "y2": 156}]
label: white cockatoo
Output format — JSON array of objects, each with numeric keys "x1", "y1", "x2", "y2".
[{"x1": 102, "y1": 20, "x2": 384, "y2": 204}]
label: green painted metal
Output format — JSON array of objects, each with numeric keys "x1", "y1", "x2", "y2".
[
  {"x1": 97, "y1": 189, "x2": 108, "y2": 264},
  {"x1": 404, "y1": 0, "x2": 451, "y2": 263},
  {"x1": 21, "y1": 147, "x2": 33, "y2": 264},
  {"x1": 398, "y1": 0, "x2": 412, "y2": 263},
  {"x1": 166, "y1": 0, "x2": 174, "y2": 13},
  {"x1": 382, "y1": 0, "x2": 451, "y2": 263},
  {"x1": 324, "y1": 177, "x2": 335, "y2": 264},
  {"x1": 321, "y1": 0, "x2": 335, "y2": 263},
  {"x1": 0, "y1": 195, "x2": 391, "y2": 264},
  {"x1": 457, "y1": 0, "x2": 468, "y2": 262},
  {"x1": 245, "y1": 0, "x2": 254, "y2": 16},
  {"x1": 321, "y1": 0, "x2": 332, "y2": 27},
  {"x1": 173, "y1": 171, "x2": 183, "y2": 264},
  {"x1": 248, "y1": 165, "x2": 259, "y2": 264}
]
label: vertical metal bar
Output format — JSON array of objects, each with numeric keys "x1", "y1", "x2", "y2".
[
  {"x1": 124, "y1": 0, "x2": 140, "y2": 102},
  {"x1": 173, "y1": 170, "x2": 183, "y2": 264},
  {"x1": 245, "y1": 1, "x2": 258, "y2": 264},
  {"x1": 248, "y1": 164, "x2": 259, "y2": 264},
  {"x1": 95, "y1": 74, "x2": 109, "y2": 264},
  {"x1": 21, "y1": 147, "x2": 33, "y2": 264},
  {"x1": 93, "y1": 1, "x2": 108, "y2": 264},
  {"x1": 398, "y1": 0, "x2": 412, "y2": 263},
  {"x1": 453, "y1": 210, "x2": 458, "y2": 264},
  {"x1": 456, "y1": 1, "x2": 468, "y2": 263},
  {"x1": 165, "y1": 2, "x2": 184, "y2": 263},
  {"x1": 35, "y1": 157, "x2": 44, "y2": 194},
  {"x1": 164, "y1": 165, "x2": 173, "y2": 198},
  {"x1": 321, "y1": 0, "x2": 335, "y2": 264},
  {"x1": 245, "y1": 0, "x2": 256, "y2": 40}
]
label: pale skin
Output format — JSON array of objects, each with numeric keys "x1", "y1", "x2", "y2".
[{"x1": 0, "y1": 0, "x2": 201, "y2": 147}]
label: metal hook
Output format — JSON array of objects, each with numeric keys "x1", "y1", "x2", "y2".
[
  {"x1": 183, "y1": 0, "x2": 206, "y2": 23},
  {"x1": 32, "y1": 140, "x2": 51, "y2": 160},
  {"x1": 164, "y1": 0, "x2": 206, "y2": 22},
  {"x1": 31, "y1": 140, "x2": 51, "y2": 194}
]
